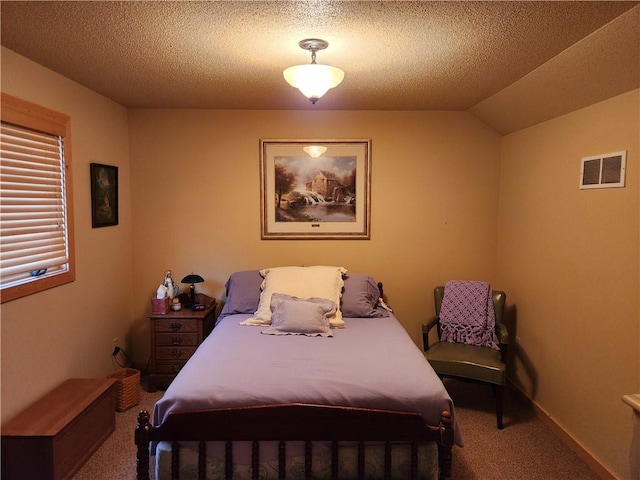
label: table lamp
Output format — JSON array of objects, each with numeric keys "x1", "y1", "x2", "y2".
[{"x1": 181, "y1": 273, "x2": 204, "y2": 308}]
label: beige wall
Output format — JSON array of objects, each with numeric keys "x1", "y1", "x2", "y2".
[
  {"x1": 496, "y1": 89, "x2": 640, "y2": 479},
  {"x1": 0, "y1": 47, "x2": 133, "y2": 423},
  {"x1": 128, "y1": 109, "x2": 502, "y2": 364}
]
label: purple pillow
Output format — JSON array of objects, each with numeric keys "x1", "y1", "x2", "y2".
[
  {"x1": 341, "y1": 273, "x2": 389, "y2": 318},
  {"x1": 219, "y1": 270, "x2": 263, "y2": 319}
]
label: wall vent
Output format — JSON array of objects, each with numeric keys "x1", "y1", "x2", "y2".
[{"x1": 580, "y1": 151, "x2": 626, "y2": 190}]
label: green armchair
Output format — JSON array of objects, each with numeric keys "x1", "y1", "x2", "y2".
[{"x1": 423, "y1": 285, "x2": 509, "y2": 429}]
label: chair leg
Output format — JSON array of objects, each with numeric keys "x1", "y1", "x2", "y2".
[{"x1": 495, "y1": 384, "x2": 504, "y2": 429}]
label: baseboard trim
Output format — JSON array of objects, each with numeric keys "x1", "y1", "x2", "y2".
[{"x1": 507, "y1": 381, "x2": 616, "y2": 480}]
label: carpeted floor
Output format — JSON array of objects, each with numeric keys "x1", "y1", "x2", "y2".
[
  {"x1": 73, "y1": 378, "x2": 601, "y2": 479},
  {"x1": 444, "y1": 379, "x2": 600, "y2": 480},
  {"x1": 72, "y1": 384, "x2": 163, "y2": 480}
]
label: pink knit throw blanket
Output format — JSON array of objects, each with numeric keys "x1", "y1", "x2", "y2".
[{"x1": 439, "y1": 280, "x2": 499, "y2": 350}]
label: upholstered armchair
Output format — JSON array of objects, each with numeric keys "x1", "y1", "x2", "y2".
[{"x1": 423, "y1": 285, "x2": 509, "y2": 429}]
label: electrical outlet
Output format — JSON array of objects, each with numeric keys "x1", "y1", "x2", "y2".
[{"x1": 111, "y1": 337, "x2": 120, "y2": 357}]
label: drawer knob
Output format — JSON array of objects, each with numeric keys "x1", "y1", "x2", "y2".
[
  {"x1": 171, "y1": 336, "x2": 183, "y2": 345},
  {"x1": 171, "y1": 363, "x2": 182, "y2": 373},
  {"x1": 169, "y1": 322, "x2": 183, "y2": 331},
  {"x1": 170, "y1": 350, "x2": 184, "y2": 358}
]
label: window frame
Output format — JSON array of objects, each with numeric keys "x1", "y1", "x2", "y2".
[{"x1": 1, "y1": 93, "x2": 76, "y2": 303}]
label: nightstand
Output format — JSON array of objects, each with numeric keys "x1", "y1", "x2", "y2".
[{"x1": 147, "y1": 293, "x2": 217, "y2": 392}]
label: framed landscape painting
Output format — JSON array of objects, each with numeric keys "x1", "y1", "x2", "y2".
[{"x1": 260, "y1": 139, "x2": 371, "y2": 240}]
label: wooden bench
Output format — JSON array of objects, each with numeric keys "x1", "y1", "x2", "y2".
[{"x1": 1, "y1": 378, "x2": 117, "y2": 480}]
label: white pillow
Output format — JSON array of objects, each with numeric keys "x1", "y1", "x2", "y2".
[{"x1": 241, "y1": 266, "x2": 346, "y2": 328}]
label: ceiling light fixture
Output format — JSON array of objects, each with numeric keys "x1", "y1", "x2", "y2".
[
  {"x1": 283, "y1": 39, "x2": 344, "y2": 104},
  {"x1": 303, "y1": 145, "x2": 327, "y2": 158}
]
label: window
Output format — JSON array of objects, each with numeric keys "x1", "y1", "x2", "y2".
[{"x1": 1, "y1": 94, "x2": 75, "y2": 303}]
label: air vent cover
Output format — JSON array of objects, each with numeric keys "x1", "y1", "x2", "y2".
[{"x1": 580, "y1": 151, "x2": 626, "y2": 189}]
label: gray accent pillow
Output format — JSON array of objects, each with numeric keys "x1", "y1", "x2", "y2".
[{"x1": 261, "y1": 293, "x2": 335, "y2": 337}]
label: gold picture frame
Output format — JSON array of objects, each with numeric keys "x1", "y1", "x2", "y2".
[{"x1": 260, "y1": 139, "x2": 371, "y2": 240}]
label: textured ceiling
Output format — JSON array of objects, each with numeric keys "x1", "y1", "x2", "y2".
[{"x1": 1, "y1": 1, "x2": 638, "y2": 134}]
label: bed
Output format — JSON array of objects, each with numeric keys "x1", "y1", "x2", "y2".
[{"x1": 135, "y1": 267, "x2": 460, "y2": 480}]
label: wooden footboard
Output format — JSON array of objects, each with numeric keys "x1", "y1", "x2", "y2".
[{"x1": 135, "y1": 403, "x2": 453, "y2": 480}]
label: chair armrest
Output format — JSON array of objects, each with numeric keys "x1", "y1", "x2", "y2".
[
  {"x1": 496, "y1": 322, "x2": 509, "y2": 346},
  {"x1": 496, "y1": 322, "x2": 509, "y2": 361},
  {"x1": 422, "y1": 316, "x2": 440, "y2": 351},
  {"x1": 423, "y1": 316, "x2": 440, "y2": 333}
]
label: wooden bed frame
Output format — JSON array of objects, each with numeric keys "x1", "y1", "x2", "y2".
[
  {"x1": 135, "y1": 403, "x2": 453, "y2": 480},
  {"x1": 135, "y1": 281, "x2": 454, "y2": 480}
]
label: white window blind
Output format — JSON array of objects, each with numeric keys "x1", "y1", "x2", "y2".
[{"x1": 1, "y1": 122, "x2": 71, "y2": 288}]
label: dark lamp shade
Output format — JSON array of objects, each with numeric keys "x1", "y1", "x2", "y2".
[{"x1": 181, "y1": 274, "x2": 204, "y2": 284}]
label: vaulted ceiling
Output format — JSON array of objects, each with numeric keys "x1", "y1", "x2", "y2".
[{"x1": 1, "y1": 1, "x2": 638, "y2": 134}]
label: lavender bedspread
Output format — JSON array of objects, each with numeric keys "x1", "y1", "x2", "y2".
[{"x1": 153, "y1": 314, "x2": 461, "y2": 446}]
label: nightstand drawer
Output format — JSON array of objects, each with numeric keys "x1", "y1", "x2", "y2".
[
  {"x1": 155, "y1": 333, "x2": 199, "y2": 346},
  {"x1": 155, "y1": 346, "x2": 196, "y2": 360},
  {"x1": 148, "y1": 294, "x2": 217, "y2": 392},
  {"x1": 154, "y1": 361, "x2": 187, "y2": 374},
  {"x1": 154, "y1": 319, "x2": 199, "y2": 333}
]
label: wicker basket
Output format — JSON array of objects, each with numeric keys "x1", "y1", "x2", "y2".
[{"x1": 107, "y1": 368, "x2": 141, "y2": 412}]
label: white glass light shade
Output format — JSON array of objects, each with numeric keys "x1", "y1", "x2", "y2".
[
  {"x1": 303, "y1": 145, "x2": 328, "y2": 158},
  {"x1": 283, "y1": 64, "x2": 345, "y2": 103}
]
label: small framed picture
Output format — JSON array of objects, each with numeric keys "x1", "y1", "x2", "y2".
[
  {"x1": 90, "y1": 163, "x2": 118, "y2": 228},
  {"x1": 260, "y1": 139, "x2": 371, "y2": 240}
]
